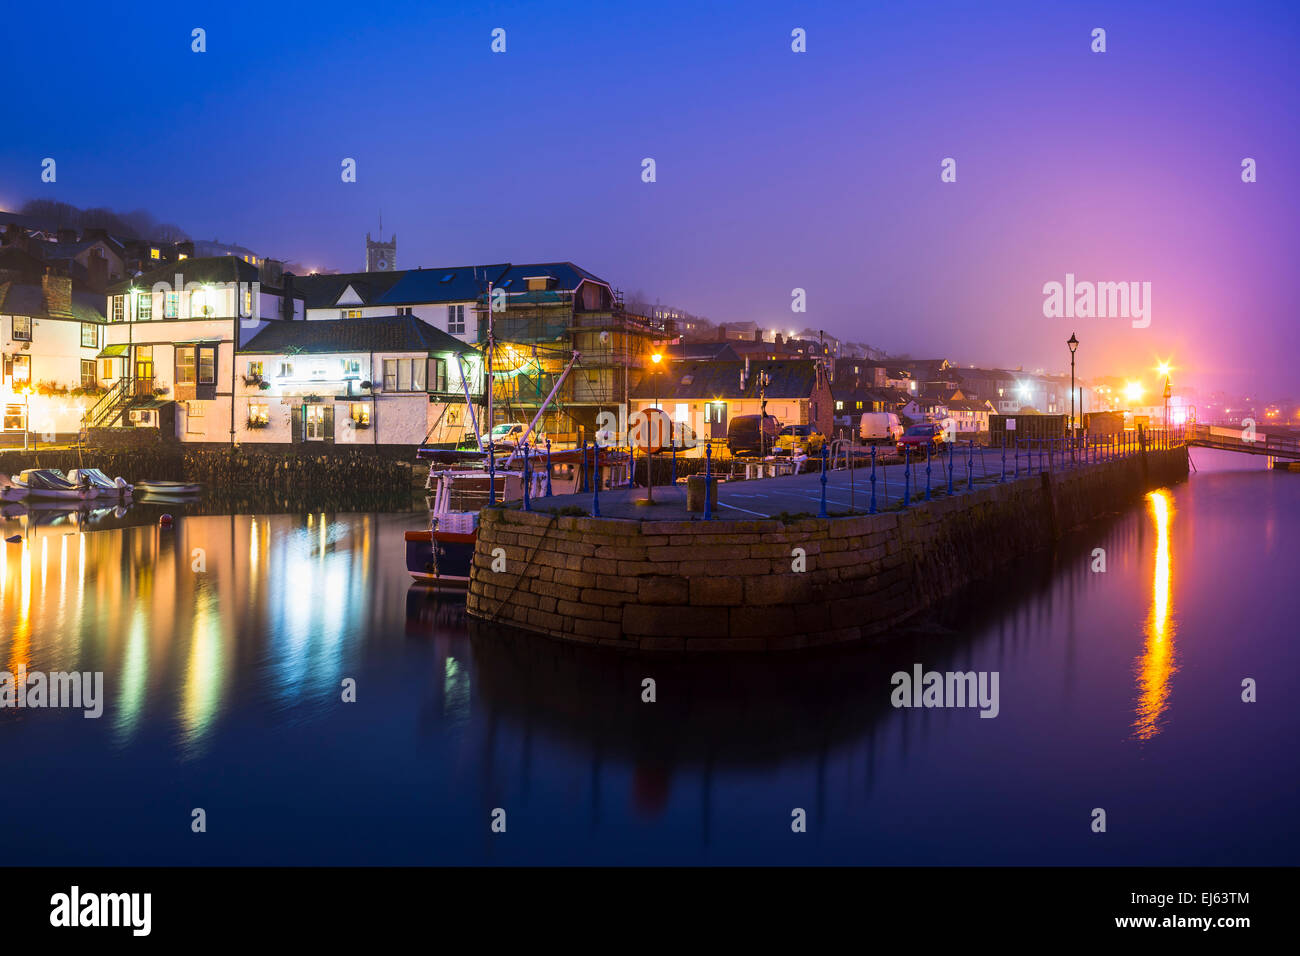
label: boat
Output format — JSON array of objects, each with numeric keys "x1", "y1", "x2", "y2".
[
  {"x1": 133, "y1": 480, "x2": 202, "y2": 496},
  {"x1": 1, "y1": 470, "x2": 94, "y2": 501},
  {"x1": 67, "y1": 468, "x2": 133, "y2": 498}
]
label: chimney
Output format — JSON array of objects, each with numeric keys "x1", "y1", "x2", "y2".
[
  {"x1": 56, "y1": 227, "x2": 78, "y2": 244},
  {"x1": 42, "y1": 268, "x2": 72, "y2": 316},
  {"x1": 753, "y1": 328, "x2": 762, "y2": 342},
  {"x1": 774, "y1": 333, "x2": 784, "y2": 346},
  {"x1": 261, "y1": 258, "x2": 284, "y2": 287},
  {"x1": 86, "y1": 255, "x2": 108, "y2": 293},
  {"x1": 717, "y1": 324, "x2": 727, "y2": 342},
  {"x1": 281, "y1": 273, "x2": 296, "y2": 319}
]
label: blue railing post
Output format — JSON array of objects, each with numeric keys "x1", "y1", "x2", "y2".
[
  {"x1": 522, "y1": 440, "x2": 531, "y2": 511},
  {"x1": 488, "y1": 439, "x2": 497, "y2": 505},
  {"x1": 818, "y1": 444, "x2": 829, "y2": 518},
  {"x1": 671, "y1": 436, "x2": 677, "y2": 485},
  {"x1": 703, "y1": 440, "x2": 713, "y2": 521},
  {"x1": 590, "y1": 442, "x2": 600, "y2": 517},
  {"x1": 903, "y1": 445, "x2": 911, "y2": 507},
  {"x1": 1014, "y1": 438, "x2": 1020, "y2": 478},
  {"x1": 967, "y1": 439, "x2": 974, "y2": 490},
  {"x1": 545, "y1": 439, "x2": 553, "y2": 496},
  {"x1": 579, "y1": 438, "x2": 588, "y2": 493},
  {"x1": 925, "y1": 443, "x2": 932, "y2": 501},
  {"x1": 1038, "y1": 440, "x2": 1044, "y2": 474},
  {"x1": 869, "y1": 444, "x2": 877, "y2": 514},
  {"x1": 947, "y1": 440, "x2": 954, "y2": 495},
  {"x1": 1000, "y1": 436, "x2": 1006, "y2": 482}
]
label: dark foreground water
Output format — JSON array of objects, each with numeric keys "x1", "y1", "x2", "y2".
[{"x1": 1, "y1": 449, "x2": 1295, "y2": 865}]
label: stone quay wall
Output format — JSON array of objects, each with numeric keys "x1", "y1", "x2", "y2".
[{"x1": 465, "y1": 446, "x2": 1189, "y2": 651}]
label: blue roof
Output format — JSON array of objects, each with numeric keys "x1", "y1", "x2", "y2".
[{"x1": 375, "y1": 264, "x2": 510, "y2": 306}]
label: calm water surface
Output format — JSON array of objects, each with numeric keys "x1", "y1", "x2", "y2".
[{"x1": 1, "y1": 449, "x2": 1295, "y2": 864}]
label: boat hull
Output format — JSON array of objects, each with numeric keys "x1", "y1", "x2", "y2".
[{"x1": 405, "y1": 529, "x2": 475, "y2": 588}]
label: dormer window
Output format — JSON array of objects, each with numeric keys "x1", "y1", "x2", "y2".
[{"x1": 524, "y1": 276, "x2": 553, "y2": 291}]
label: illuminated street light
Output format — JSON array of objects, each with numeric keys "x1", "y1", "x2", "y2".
[{"x1": 1124, "y1": 381, "x2": 1144, "y2": 404}]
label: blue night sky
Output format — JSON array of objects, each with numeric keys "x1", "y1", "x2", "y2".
[{"x1": 2, "y1": 0, "x2": 1296, "y2": 395}]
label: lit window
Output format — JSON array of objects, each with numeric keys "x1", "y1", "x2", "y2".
[
  {"x1": 176, "y1": 347, "x2": 196, "y2": 384},
  {"x1": 178, "y1": 253, "x2": 188, "y2": 261},
  {"x1": 150, "y1": 248, "x2": 160, "y2": 260},
  {"x1": 137, "y1": 293, "x2": 152, "y2": 321},
  {"x1": 248, "y1": 402, "x2": 269, "y2": 424},
  {"x1": 340, "y1": 358, "x2": 361, "y2": 378},
  {"x1": 81, "y1": 322, "x2": 98, "y2": 348},
  {"x1": 164, "y1": 292, "x2": 179, "y2": 319},
  {"x1": 198, "y1": 347, "x2": 216, "y2": 385},
  {"x1": 341, "y1": 309, "x2": 362, "y2": 319},
  {"x1": 350, "y1": 403, "x2": 370, "y2": 425},
  {"x1": 111, "y1": 296, "x2": 125, "y2": 323},
  {"x1": 80, "y1": 360, "x2": 97, "y2": 388}
]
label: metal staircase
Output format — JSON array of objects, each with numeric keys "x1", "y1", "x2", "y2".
[{"x1": 85, "y1": 377, "x2": 135, "y2": 428}]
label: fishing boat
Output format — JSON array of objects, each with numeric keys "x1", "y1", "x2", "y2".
[
  {"x1": 67, "y1": 468, "x2": 133, "y2": 498},
  {"x1": 1, "y1": 469, "x2": 94, "y2": 501},
  {"x1": 404, "y1": 444, "x2": 628, "y2": 587},
  {"x1": 134, "y1": 480, "x2": 202, "y2": 496}
]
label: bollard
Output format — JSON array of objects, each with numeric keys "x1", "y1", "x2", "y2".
[
  {"x1": 545, "y1": 439, "x2": 553, "y2": 496},
  {"x1": 925, "y1": 443, "x2": 932, "y2": 501},
  {"x1": 948, "y1": 440, "x2": 955, "y2": 495},
  {"x1": 967, "y1": 439, "x2": 974, "y2": 491},
  {"x1": 522, "y1": 440, "x2": 531, "y2": 511},
  {"x1": 589, "y1": 442, "x2": 600, "y2": 517},
  {"x1": 903, "y1": 445, "x2": 911, "y2": 507},
  {"x1": 703, "y1": 441, "x2": 713, "y2": 520},
  {"x1": 869, "y1": 445, "x2": 877, "y2": 514},
  {"x1": 818, "y1": 445, "x2": 829, "y2": 518}
]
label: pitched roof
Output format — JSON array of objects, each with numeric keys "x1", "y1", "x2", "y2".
[
  {"x1": 375, "y1": 264, "x2": 509, "y2": 306},
  {"x1": 239, "y1": 315, "x2": 474, "y2": 355},
  {"x1": 107, "y1": 256, "x2": 260, "y2": 293},
  {"x1": 628, "y1": 359, "x2": 821, "y2": 401},
  {"x1": 291, "y1": 270, "x2": 408, "y2": 309}
]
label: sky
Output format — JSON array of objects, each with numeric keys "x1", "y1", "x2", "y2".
[{"x1": 2, "y1": 0, "x2": 1296, "y2": 397}]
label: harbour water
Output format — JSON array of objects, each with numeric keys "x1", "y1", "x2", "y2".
[{"x1": 0, "y1": 448, "x2": 1294, "y2": 865}]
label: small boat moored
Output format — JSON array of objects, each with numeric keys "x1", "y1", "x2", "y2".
[
  {"x1": 67, "y1": 468, "x2": 133, "y2": 498},
  {"x1": 1, "y1": 470, "x2": 94, "y2": 501},
  {"x1": 134, "y1": 480, "x2": 202, "y2": 496}
]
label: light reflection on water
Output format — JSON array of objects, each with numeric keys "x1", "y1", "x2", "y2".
[{"x1": 0, "y1": 450, "x2": 1296, "y2": 865}]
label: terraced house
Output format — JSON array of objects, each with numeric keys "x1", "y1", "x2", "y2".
[
  {"x1": 94, "y1": 257, "x2": 304, "y2": 441},
  {"x1": 0, "y1": 248, "x2": 105, "y2": 445}
]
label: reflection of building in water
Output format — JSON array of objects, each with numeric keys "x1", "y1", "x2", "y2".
[{"x1": 1133, "y1": 490, "x2": 1177, "y2": 740}]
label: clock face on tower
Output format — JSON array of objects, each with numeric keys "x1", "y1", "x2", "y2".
[{"x1": 376, "y1": 258, "x2": 388, "y2": 270}]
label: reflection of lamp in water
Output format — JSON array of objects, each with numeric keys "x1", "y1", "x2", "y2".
[{"x1": 1133, "y1": 490, "x2": 1176, "y2": 739}]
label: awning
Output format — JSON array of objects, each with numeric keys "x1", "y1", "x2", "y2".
[
  {"x1": 97, "y1": 344, "x2": 129, "y2": 358},
  {"x1": 131, "y1": 399, "x2": 172, "y2": 410}
]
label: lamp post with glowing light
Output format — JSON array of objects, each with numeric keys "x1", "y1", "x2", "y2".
[
  {"x1": 1156, "y1": 361, "x2": 1172, "y2": 440},
  {"x1": 646, "y1": 351, "x2": 663, "y2": 504},
  {"x1": 1067, "y1": 332, "x2": 1078, "y2": 461}
]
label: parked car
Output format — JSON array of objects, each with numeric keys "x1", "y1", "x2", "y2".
[
  {"x1": 487, "y1": 422, "x2": 536, "y2": 448},
  {"x1": 859, "y1": 412, "x2": 903, "y2": 445},
  {"x1": 775, "y1": 424, "x2": 825, "y2": 456},
  {"x1": 726, "y1": 414, "x2": 781, "y2": 457},
  {"x1": 898, "y1": 422, "x2": 946, "y2": 454}
]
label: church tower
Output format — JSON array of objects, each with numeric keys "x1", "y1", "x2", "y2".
[{"x1": 366, "y1": 232, "x2": 395, "y2": 272}]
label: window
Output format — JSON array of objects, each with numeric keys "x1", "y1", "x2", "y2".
[
  {"x1": 382, "y1": 358, "x2": 426, "y2": 392},
  {"x1": 277, "y1": 361, "x2": 293, "y2": 378},
  {"x1": 341, "y1": 309, "x2": 362, "y2": 319},
  {"x1": 835, "y1": 400, "x2": 844, "y2": 411},
  {"x1": 12, "y1": 315, "x2": 31, "y2": 341},
  {"x1": 305, "y1": 405, "x2": 327, "y2": 440},
  {"x1": 12, "y1": 355, "x2": 30, "y2": 383},
  {"x1": 176, "y1": 347, "x2": 196, "y2": 385},
  {"x1": 81, "y1": 322, "x2": 98, "y2": 348},
  {"x1": 350, "y1": 403, "x2": 370, "y2": 426},
  {"x1": 397, "y1": 307, "x2": 412, "y2": 316},
  {"x1": 186, "y1": 400, "x2": 206, "y2": 434},
  {"x1": 80, "y1": 360, "x2": 96, "y2": 388},
  {"x1": 429, "y1": 357, "x2": 447, "y2": 392},
  {"x1": 247, "y1": 360, "x2": 264, "y2": 379},
  {"x1": 248, "y1": 402, "x2": 269, "y2": 425},
  {"x1": 340, "y1": 358, "x2": 361, "y2": 378},
  {"x1": 191, "y1": 289, "x2": 213, "y2": 317},
  {"x1": 243, "y1": 287, "x2": 253, "y2": 316},
  {"x1": 137, "y1": 293, "x2": 152, "y2": 321},
  {"x1": 447, "y1": 304, "x2": 465, "y2": 334},
  {"x1": 3, "y1": 405, "x2": 23, "y2": 431},
  {"x1": 100, "y1": 359, "x2": 114, "y2": 380},
  {"x1": 164, "y1": 292, "x2": 179, "y2": 318},
  {"x1": 149, "y1": 248, "x2": 160, "y2": 260},
  {"x1": 198, "y1": 347, "x2": 216, "y2": 385}
]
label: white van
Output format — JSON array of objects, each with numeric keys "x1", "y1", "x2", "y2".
[{"x1": 859, "y1": 412, "x2": 903, "y2": 444}]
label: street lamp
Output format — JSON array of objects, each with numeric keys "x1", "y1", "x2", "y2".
[
  {"x1": 1156, "y1": 361, "x2": 1172, "y2": 435},
  {"x1": 648, "y1": 351, "x2": 663, "y2": 503},
  {"x1": 1067, "y1": 333, "x2": 1078, "y2": 461}
]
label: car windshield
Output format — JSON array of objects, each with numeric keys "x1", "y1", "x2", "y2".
[
  {"x1": 904, "y1": 425, "x2": 932, "y2": 436},
  {"x1": 491, "y1": 424, "x2": 520, "y2": 436},
  {"x1": 781, "y1": 426, "x2": 810, "y2": 436}
]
